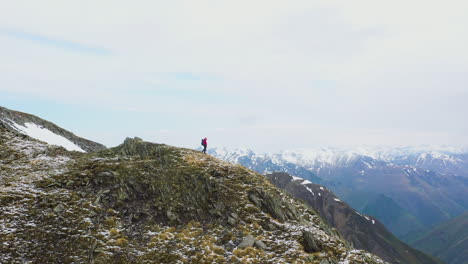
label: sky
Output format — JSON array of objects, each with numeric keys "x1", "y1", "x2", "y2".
[{"x1": 1, "y1": 0, "x2": 467, "y2": 152}]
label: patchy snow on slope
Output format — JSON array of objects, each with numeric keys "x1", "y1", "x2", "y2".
[
  {"x1": 8, "y1": 120, "x2": 84, "y2": 152},
  {"x1": 301, "y1": 180, "x2": 312, "y2": 185},
  {"x1": 362, "y1": 160, "x2": 373, "y2": 168},
  {"x1": 291, "y1": 176, "x2": 303, "y2": 181},
  {"x1": 305, "y1": 186, "x2": 315, "y2": 196},
  {"x1": 402, "y1": 169, "x2": 411, "y2": 177}
]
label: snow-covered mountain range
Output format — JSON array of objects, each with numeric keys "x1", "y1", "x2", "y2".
[
  {"x1": 210, "y1": 145, "x2": 468, "y2": 177},
  {"x1": 209, "y1": 146, "x2": 468, "y2": 240}
]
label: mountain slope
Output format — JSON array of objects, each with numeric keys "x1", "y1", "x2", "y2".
[
  {"x1": 267, "y1": 172, "x2": 445, "y2": 264},
  {"x1": 0, "y1": 127, "x2": 387, "y2": 264},
  {"x1": 411, "y1": 212, "x2": 468, "y2": 264},
  {"x1": 310, "y1": 163, "x2": 467, "y2": 235},
  {"x1": 211, "y1": 148, "x2": 468, "y2": 238},
  {"x1": 0, "y1": 106, "x2": 106, "y2": 152},
  {"x1": 360, "y1": 194, "x2": 425, "y2": 237}
]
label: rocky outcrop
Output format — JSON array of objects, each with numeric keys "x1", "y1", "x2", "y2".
[
  {"x1": 247, "y1": 188, "x2": 301, "y2": 222},
  {"x1": 302, "y1": 231, "x2": 323, "y2": 253}
]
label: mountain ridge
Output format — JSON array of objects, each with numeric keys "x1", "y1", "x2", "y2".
[
  {"x1": 0, "y1": 125, "x2": 387, "y2": 263},
  {"x1": 266, "y1": 172, "x2": 445, "y2": 264},
  {"x1": 0, "y1": 106, "x2": 106, "y2": 152}
]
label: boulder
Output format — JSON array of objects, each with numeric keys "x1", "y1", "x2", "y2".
[
  {"x1": 238, "y1": 235, "x2": 255, "y2": 249},
  {"x1": 302, "y1": 231, "x2": 322, "y2": 253}
]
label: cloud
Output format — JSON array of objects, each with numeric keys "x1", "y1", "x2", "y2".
[
  {"x1": 0, "y1": 28, "x2": 112, "y2": 55},
  {"x1": 1, "y1": 0, "x2": 467, "y2": 150}
]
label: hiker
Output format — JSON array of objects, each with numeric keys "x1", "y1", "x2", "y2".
[{"x1": 201, "y1": 137, "x2": 207, "y2": 153}]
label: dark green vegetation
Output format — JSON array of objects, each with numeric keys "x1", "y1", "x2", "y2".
[
  {"x1": 0, "y1": 128, "x2": 386, "y2": 264},
  {"x1": 317, "y1": 167, "x2": 468, "y2": 239},
  {"x1": 345, "y1": 192, "x2": 425, "y2": 237},
  {"x1": 267, "y1": 172, "x2": 446, "y2": 264},
  {"x1": 409, "y1": 212, "x2": 468, "y2": 264}
]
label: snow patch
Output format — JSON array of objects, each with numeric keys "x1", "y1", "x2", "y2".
[
  {"x1": 291, "y1": 176, "x2": 303, "y2": 181},
  {"x1": 305, "y1": 186, "x2": 314, "y2": 196},
  {"x1": 362, "y1": 160, "x2": 373, "y2": 168},
  {"x1": 8, "y1": 120, "x2": 84, "y2": 152},
  {"x1": 402, "y1": 169, "x2": 411, "y2": 177}
]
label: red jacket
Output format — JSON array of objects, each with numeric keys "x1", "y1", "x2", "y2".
[{"x1": 202, "y1": 138, "x2": 207, "y2": 146}]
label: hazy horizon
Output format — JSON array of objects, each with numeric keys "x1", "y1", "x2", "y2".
[{"x1": 2, "y1": 0, "x2": 467, "y2": 152}]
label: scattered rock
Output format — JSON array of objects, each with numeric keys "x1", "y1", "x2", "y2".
[
  {"x1": 248, "y1": 190, "x2": 287, "y2": 221},
  {"x1": 227, "y1": 217, "x2": 236, "y2": 226},
  {"x1": 97, "y1": 171, "x2": 113, "y2": 178},
  {"x1": 238, "y1": 235, "x2": 255, "y2": 249},
  {"x1": 166, "y1": 210, "x2": 177, "y2": 221},
  {"x1": 66, "y1": 180, "x2": 75, "y2": 187},
  {"x1": 54, "y1": 204, "x2": 65, "y2": 213},
  {"x1": 264, "y1": 223, "x2": 277, "y2": 231},
  {"x1": 219, "y1": 232, "x2": 234, "y2": 245},
  {"x1": 302, "y1": 231, "x2": 322, "y2": 253},
  {"x1": 306, "y1": 255, "x2": 316, "y2": 262},
  {"x1": 254, "y1": 240, "x2": 267, "y2": 250},
  {"x1": 94, "y1": 196, "x2": 101, "y2": 205},
  {"x1": 209, "y1": 208, "x2": 223, "y2": 217},
  {"x1": 319, "y1": 259, "x2": 337, "y2": 264}
]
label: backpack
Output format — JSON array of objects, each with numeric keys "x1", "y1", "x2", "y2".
[{"x1": 201, "y1": 139, "x2": 204, "y2": 146}]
